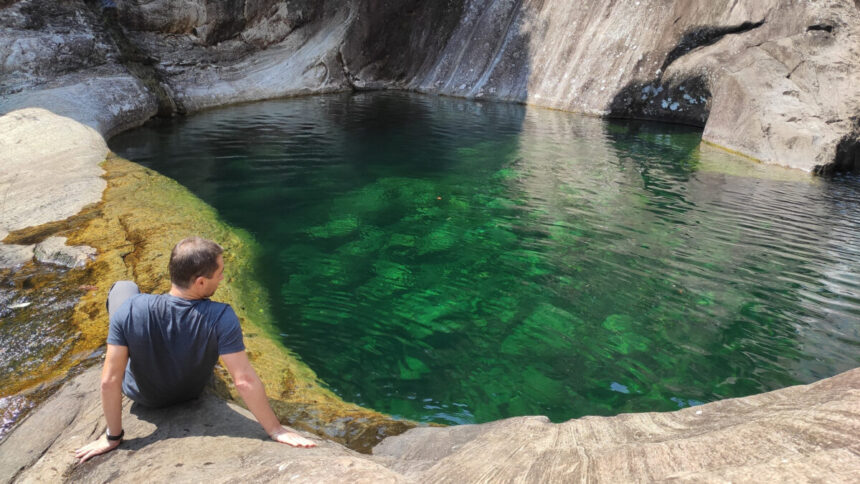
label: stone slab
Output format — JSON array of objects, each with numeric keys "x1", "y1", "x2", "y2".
[
  {"x1": 0, "y1": 109, "x2": 107, "y2": 234},
  {"x1": 33, "y1": 236, "x2": 96, "y2": 269}
]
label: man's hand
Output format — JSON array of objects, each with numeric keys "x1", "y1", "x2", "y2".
[
  {"x1": 74, "y1": 434, "x2": 121, "y2": 463},
  {"x1": 270, "y1": 425, "x2": 316, "y2": 448},
  {"x1": 220, "y1": 351, "x2": 317, "y2": 449}
]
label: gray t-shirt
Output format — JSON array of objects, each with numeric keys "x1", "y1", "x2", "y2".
[{"x1": 107, "y1": 294, "x2": 245, "y2": 407}]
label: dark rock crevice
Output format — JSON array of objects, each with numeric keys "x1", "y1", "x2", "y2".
[
  {"x1": 661, "y1": 19, "x2": 766, "y2": 73},
  {"x1": 92, "y1": 4, "x2": 181, "y2": 116},
  {"x1": 807, "y1": 23, "x2": 834, "y2": 33},
  {"x1": 339, "y1": 0, "x2": 466, "y2": 88},
  {"x1": 814, "y1": 121, "x2": 860, "y2": 175},
  {"x1": 608, "y1": 76, "x2": 711, "y2": 128}
]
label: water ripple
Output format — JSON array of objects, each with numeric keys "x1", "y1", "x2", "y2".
[{"x1": 110, "y1": 92, "x2": 860, "y2": 425}]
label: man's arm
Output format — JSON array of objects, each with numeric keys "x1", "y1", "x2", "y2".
[
  {"x1": 220, "y1": 351, "x2": 316, "y2": 448},
  {"x1": 75, "y1": 344, "x2": 128, "y2": 463}
]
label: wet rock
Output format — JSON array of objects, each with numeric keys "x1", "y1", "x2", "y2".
[
  {"x1": 0, "y1": 243, "x2": 33, "y2": 268},
  {"x1": 0, "y1": 109, "x2": 107, "y2": 233},
  {"x1": 33, "y1": 236, "x2": 96, "y2": 269}
]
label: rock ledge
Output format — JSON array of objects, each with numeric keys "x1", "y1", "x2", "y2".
[{"x1": 2, "y1": 366, "x2": 858, "y2": 483}]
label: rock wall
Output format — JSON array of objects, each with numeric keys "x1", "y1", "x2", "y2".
[
  {"x1": 1, "y1": 0, "x2": 858, "y2": 171},
  {"x1": 348, "y1": 0, "x2": 860, "y2": 173}
]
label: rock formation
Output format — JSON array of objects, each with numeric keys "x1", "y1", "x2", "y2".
[
  {"x1": 1, "y1": 0, "x2": 859, "y2": 172},
  {"x1": 0, "y1": 108, "x2": 106, "y2": 233},
  {"x1": 1, "y1": 364, "x2": 858, "y2": 482},
  {"x1": 0, "y1": 108, "x2": 102, "y2": 271},
  {"x1": 2, "y1": 1, "x2": 860, "y2": 481},
  {"x1": 32, "y1": 236, "x2": 96, "y2": 269}
]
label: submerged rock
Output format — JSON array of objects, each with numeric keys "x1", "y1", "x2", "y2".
[
  {"x1": 33, "y1": 236, "x2": 96, "y2": 269},
  {"x1": 0, "y1": 243, "x2": 34, "y2": 269}
]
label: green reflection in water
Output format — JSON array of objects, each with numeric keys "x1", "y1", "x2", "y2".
[{"x1": 110, "y1": 92, "x2": 860, "y2": 425}]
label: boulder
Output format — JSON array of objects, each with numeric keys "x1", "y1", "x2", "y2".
[
  {"x1": 0, "y1": 243, "x2": 33, "y2": 269},
  {"x1": 0, "y1": 109, "x2": 107, "y2": 233},
  {"x1": 0, "y1": 70, "x2": 159, "y2": 138},
  {"x1": 33, "y1": 236, "x2": 96, "y2": 269}
]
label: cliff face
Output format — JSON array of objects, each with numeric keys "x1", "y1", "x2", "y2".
[
  {"x1": 1, "y1": 0, "x2": 858, "y2": 172},
  {"x1": 346, "y1": 0, "x2": 860, "y2": 173}
]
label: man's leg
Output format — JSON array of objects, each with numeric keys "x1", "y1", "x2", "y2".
[{"x1": 106, "y1": 281, "x2": 139, "y2": 318}]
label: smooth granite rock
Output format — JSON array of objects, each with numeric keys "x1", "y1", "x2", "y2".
[
  {"x1": 33, "y1": 236, "x2": 96, "y2": 269},
  {"x1": 0, "y1": 108, "x2": 107, "y2": 234},
  {"x1": 0, "y1": 1, "x2": 158, "y2": 136},
  {"x1": 2, "y1": 366, "x2": 858, "y2": 483},
  {"x1": 1, "y1": 2, "x2": 860, "y2": 482},
  {"x1": 373, "y1": 366, "x2": 860, "y2": 482},
  {"x1": 0, "y1": 367, "x2": 405, "y2": 484},
  {"x1": 347, "y1": 0, "x2": 860, "y2": 173}
]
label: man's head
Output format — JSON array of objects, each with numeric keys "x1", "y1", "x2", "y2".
[{"x1": 168, "y1": 237, "x2": 224, "y2": 298}]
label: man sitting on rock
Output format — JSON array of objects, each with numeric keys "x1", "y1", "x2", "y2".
[{"x1": 75, "y1": 236, "x2": 316, "y2": 463}]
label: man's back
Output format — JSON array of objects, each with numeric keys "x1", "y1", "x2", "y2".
[
  {"x1": 75, "y1": 237, "x2": 314, "y2": 464},
  {"x1": 107, "y1": 294, "x2": 244, "y2": 407}
]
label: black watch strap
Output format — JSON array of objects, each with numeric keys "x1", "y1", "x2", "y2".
[{"x1": 106, "y1": 429, "x2": 124, "y2": 441}]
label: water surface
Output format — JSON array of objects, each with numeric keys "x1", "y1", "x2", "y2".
[{"x1": 111, "y1": 92, "x2": 860, "y2": 425}]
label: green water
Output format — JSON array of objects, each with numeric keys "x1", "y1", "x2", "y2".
[{"x1": 111, "y1": 92, "x2": 860, "y2": 425}]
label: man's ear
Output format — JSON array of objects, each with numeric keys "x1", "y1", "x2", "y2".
[{"x1": 193, "y1": 276, "x2": 206, "y2": 287}]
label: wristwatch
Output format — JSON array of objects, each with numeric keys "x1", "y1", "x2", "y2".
[{"x1": 106, "y1": 429, "x2": 124, "y2": 441}]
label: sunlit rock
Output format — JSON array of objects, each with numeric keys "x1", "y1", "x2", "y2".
[
  {"x1": 33, "y1": 236, "x2": 96, "y2": 269},
  {"x1": 0, "y1": 108, "x2": 106, "y2": 232},
  {"x1": 0, "y1": 243, "x2": 34, "y2": 269}
]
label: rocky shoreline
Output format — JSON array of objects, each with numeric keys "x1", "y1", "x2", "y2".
[
  {"x1": 2, "y1": 0, "x2": 860, "y2": 481},
  {"x1": 2, "y1": 357, "x2": 858, "y2": 482},
  {"x1": 0, "y1": 108, "x2": 416, "y2": 453}
]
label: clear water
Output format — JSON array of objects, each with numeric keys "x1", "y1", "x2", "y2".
[{"x1": 110, "y1": 92, "x2": 860, "y2": 425}]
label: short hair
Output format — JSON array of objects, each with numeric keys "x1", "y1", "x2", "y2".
[{"x1": 168, "y1": 237, "x2": 223, "y2": 289}]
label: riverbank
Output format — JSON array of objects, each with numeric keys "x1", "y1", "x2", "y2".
[{"x1": 0, "y1": 109, "x2": 413, "y2": 451}]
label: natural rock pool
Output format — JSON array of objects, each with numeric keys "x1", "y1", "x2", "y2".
[{"x1": 110, "y1": 92, "x2": 860, "y2": 425}]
